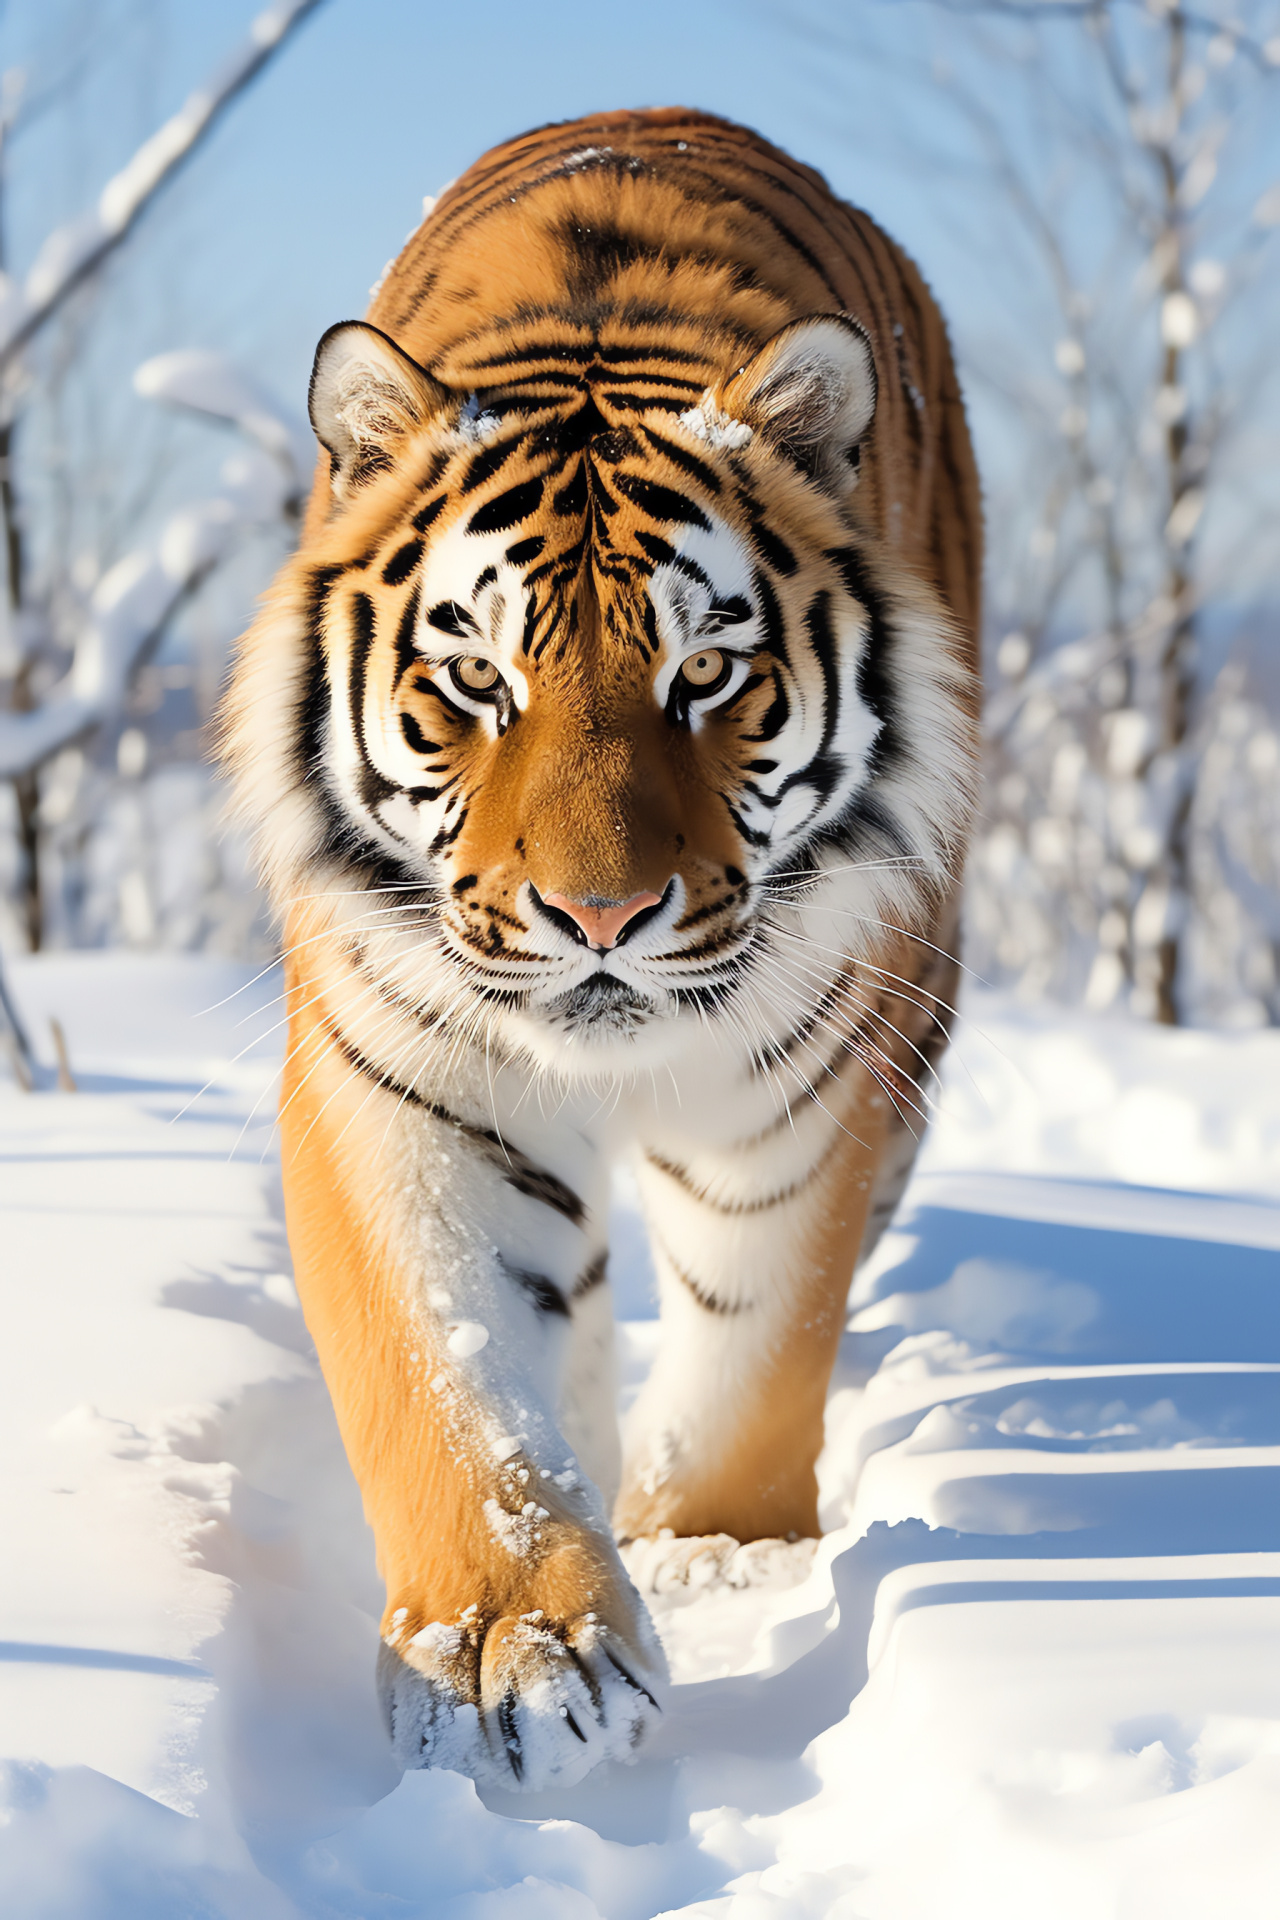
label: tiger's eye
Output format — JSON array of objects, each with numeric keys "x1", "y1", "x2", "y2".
[
  {"x1": 454, "y1": 656, "x2": 499, "y2": 692},
  {"x1": 680, "y1": 649, "x2": 726, "y2": 689}
]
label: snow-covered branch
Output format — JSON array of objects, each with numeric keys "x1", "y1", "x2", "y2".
[
  {"x1": 0, "y1": 1, "x2": 323, "y2": 376},
  {"x1": 134, "y1": 349, "x2": 313, "y2": 511},
  {"x1": 926, "y1": 0, "x2": 1280, "y2": 73},
  {"x1": 0, "y1": 352, "x2": 301, "y2": 780}
]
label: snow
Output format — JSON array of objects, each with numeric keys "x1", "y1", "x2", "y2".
[
  {"x1": 448, "y1": 1322, "x2": 491, "y2": 1358},
  {"x1": 2, "y1": 956, "x2": 1279, "y2": 1916}
]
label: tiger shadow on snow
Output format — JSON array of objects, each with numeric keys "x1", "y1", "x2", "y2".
[
  {"x1": 158, "y1": 1223, "x2": 399, "y2": 1866},
  {"x1": 844, "y1": 1191, "x2": 1280, "y2": 1370}
]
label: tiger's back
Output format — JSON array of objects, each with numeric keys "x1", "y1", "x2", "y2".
[{"x1": 357, "y1": 108, "x2": 979, "y2": 642}]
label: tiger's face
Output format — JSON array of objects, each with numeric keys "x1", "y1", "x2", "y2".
[{"x1": 282, "y1": 316, "x2": 965, "y2": 1066}]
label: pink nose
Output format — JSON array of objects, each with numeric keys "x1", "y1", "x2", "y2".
[{"x1": 542, "y1": 890, "x2": 663, "y2": 950}]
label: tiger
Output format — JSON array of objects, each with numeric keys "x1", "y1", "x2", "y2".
[{"x1": 222, "y1": 106, "x2": 981, "y2": 1792}]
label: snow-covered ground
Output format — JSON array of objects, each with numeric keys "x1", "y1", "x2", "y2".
[{"x1": 2, "y1": 954, "x2": 1279, "y2": 1918}]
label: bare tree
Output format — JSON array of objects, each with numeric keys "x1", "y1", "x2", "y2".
[
  {"x1": 788, "y1": 0, "x2": 1280, "y2": 1022},
  {"x1": 0, "y1": 0, "x2": 319, "y2": 948},
  {"x1": 952, "y1": 0, "x2": 1280, "y2": 1022},
  {"x1": 0, "y1": 2, "x2": 322, "y2": 374}
]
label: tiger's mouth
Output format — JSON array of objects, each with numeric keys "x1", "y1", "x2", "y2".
[{"x1": 549, "y1": 974, "x2": 659, "y2": 1037}]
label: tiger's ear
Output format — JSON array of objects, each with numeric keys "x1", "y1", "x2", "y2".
[
  {"x1": 309, "y1": 322, "x2": 450, "y2": 497},
  {"x1": 718, "y1": 315, "x2": 877, "y2": 490}
]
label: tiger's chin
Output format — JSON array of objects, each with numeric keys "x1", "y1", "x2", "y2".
[
  {"x1": 549, "y1": 975, "x2": 660, "y2": 1039},
  {"x1": 502, "y1": 973, "x2": 694, "y2": 1081}
]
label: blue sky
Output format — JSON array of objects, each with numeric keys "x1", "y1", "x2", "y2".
[
  {"x1": 5, "y1": 0, "x2": 963, "y2": 404},
  {"x1": 3, "y1": 0, "x2": 1278, "y2": 629}
]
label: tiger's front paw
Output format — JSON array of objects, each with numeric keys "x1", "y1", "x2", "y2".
[{"x1": 378, "y1": 1552, "x2": 666, "y2": 1789}]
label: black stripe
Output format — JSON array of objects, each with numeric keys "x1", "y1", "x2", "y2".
[
  {"x1": 652, "y1": 156, "x2": 844, "y2": 303},
  {"x1": 642, "y1": 425, "x2": 722, "y2": 495},
  {"x1": 804, "y1": 588, "x2": 842, "y2": 765},
  {"x1": 752, "y1": 521, "x2": 797, "y2": 577},
  {"x1": 652, "y1": 920, "x2": 742, "y2": 963},
  {"x1": 467, "y1": 477, "x2": 544, "y2": 535},
  {"x1": 742, "y1": 665, "x2": 788, "y2": 746},
  {"x1": 589, "y1": 466, "x2": 619, "y2": 519},
  {"x1": 476, "y1": 366, "x2": 587, "y2": 393},
  {"x1": 589, "y1": 371, "x2": 705, "y2": 394},
  {"x1": 669, "y1": 554, "x2": 712, "y2": 589},
  {"x1": 779, "y1": 1020, "x2": 871, "y2": 1128},
  {"x1": 612, "y1": 472, "x2": 710, "y2": 529},
  {"x1": 819, "y1": 788, "x2": 916, "y2": 862},
  {"x1": 413, "y1": 495, "x2": 447, "y2": 533},
  {"x1": 599, "y1": 340, "x2": 706, "y2": 366},
  {"x1": 572, "y1": 1252, "x2": 607, "y2": 1299},
  {"x1": 666, "y1": 1251, "x2": 748, "y2": 1315},
  {"x1": 498, "y1": 1692, "x2": 522, "y2": 1779},
  {"x1": 467, "y1": 338, "x2": 599, "y2": 373},
  {"x1": 499, "y1": 1155, "x2": 586, "y2": 1224},
  {"x1": 295, "y1": 564, "x2": 343, "y2": 792},
  {"x1": 501, "y1": 1260, "x2": 570, "y2": 1317},
  {"x1": 824, "y1": 544, "x2": 900, "y2": 777},
  {"x1": 635, "y1": 529, "x2": 675, "y2": 567},
  {"x1": 552, "y1": 462, "x2": 588, "y2": 518},
  {"x1": 393, "y1": 582, "x2": 422, "y2": 687},
  {"x1": 429, "y1": 804, "x2": 469, "y2": 854},
  {"x1": 399, "y1": 711, "x2": 440, "y2": 755},
  {"x1": 645, "y1": 1145, "x2": 834, "y2": 1215},
  {"x1": 725, "y1": 800, "x2": 773, "y2": 850},
  {"x1": 462, "y1": 437, "x2": 523, "y2": 494},
  {"x1": 321, "y1": 1020, "x2": 586, "y2": 1223},
  {"x1": 348, "y1": 592, "x2": 376, "y2": 719},
  {"x1": 347, "y1": 592, "x2": 399, "y2": 815},
  {"x1": 674, "y1": 893, "x2": 734, "y2": 932},
  {"x1": 600, "y1": 390, "x2": 691, "y2": 414},
  {"x1": 382, "y1": 539, "x2": 423, "y2": 586}
]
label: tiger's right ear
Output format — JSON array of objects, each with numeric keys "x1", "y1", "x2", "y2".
[
  {"x1": 716, "y1": 314, "x2": 877, "y2": 492},
  {"x1": 309, "y1": 322, "x2": 450, "y2": 498}
]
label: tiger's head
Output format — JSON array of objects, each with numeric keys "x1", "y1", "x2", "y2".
[{"x1": 230, "y1": 314, "x2": 974, "y2": 1073}]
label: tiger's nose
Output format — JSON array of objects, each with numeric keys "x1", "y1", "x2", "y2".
[{"x1": 538, "y1": 888, "x2": 665, "y2": 951}]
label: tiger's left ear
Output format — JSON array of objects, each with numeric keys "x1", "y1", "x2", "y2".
[
  {"x1": 309, "y1": 321, "x2": 451, "y2": 499},
  {"x1": 718, "y1": 314, "x2": 877, "y2": 490}
]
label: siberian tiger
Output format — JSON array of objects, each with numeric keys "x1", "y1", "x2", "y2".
[{"x1": 223, "y1": 106, "x2": 980, "y2": 1792}]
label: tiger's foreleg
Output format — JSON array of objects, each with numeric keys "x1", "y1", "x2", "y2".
[
  {"x1": 615, "y1": 1071, "x2": 889, "y2": 1552},
  {"x1": 280, "y1": 965, "x2": 664, "y2": 1789},
  {"x1": 556, "y1": 1250, "x2": 623, "y2": 1509}
]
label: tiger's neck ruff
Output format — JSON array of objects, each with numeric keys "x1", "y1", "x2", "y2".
[{"x1": 223, "y1": 107, "x2": 981, "y2": 1792}]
